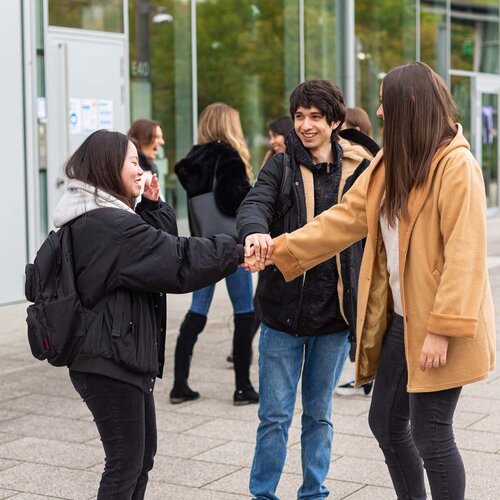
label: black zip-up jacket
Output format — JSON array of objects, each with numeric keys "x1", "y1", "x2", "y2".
[
  {"x1": 237, "y1": 129, "x2": 378, "y2": 337},
  {"x1": 69, "y1": 198, "x2": 243, "y2": 392}
]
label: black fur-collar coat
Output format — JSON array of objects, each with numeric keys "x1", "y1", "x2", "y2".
[{"x1": 174, "y1": 140, "x2": 251, "y2": 216}]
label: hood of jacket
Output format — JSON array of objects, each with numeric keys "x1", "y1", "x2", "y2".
[
  {"x1": 53, "y1": 179, "x2": 135, "y2": 227},
  {"x1": 174, "y1": 140, "x2": 237, "y2": 184},
  {"x1": 285, "y1": 130, "x2": 344, "y2": 174}
]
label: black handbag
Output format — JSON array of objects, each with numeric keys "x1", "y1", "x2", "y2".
[{"x1": 187, "y1": 155, "x2": 239, "y2": 241}]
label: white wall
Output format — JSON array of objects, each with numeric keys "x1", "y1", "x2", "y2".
[{"x1": 0, "y1": 1, "x2": 28, "y2": 303}]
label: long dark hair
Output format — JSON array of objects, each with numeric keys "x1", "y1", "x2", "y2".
[
  {"x1": 381, "y1": 62, "x2": 457, "y2": 224},
  {"x1": 65, "y1": 129, "x2": 133, "y2": 207}
]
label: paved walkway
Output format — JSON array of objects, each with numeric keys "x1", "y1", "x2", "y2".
[{"x1": 0, "y1": 219, "x2": 499, "y2": 499}]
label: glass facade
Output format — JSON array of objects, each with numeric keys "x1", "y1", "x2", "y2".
[{"x1": 49, "y1": 0, "x2": 124, "y2": 32}]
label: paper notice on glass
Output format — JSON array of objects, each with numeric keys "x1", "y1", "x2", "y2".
[
  {"x1": 97, "y1": 100, "x2": 114, "y2": 129},
  {"x1": 69, "y1": 98, "x2": 82, "y2": 134},
  {"x1": 82, "y1": 99, "x2": 98, "y2": 132}
]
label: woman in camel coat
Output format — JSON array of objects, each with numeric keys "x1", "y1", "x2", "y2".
[{"x1": 247, "y1": 62, "x2": 495, "y2": 500}]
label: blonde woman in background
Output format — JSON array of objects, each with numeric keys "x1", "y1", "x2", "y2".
[{"x1": 170, "y1": 102, "x2": 258, "y2": 406}]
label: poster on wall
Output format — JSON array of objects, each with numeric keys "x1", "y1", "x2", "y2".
[
  {"x1": 82, "y1": 99, "x2": 98, "y2": 132},
  {"x1": 69, "y1": 98, "x2": 114, "y2": 134},
  {"x1": 97, "y1": 100, "x2": 114, "y2": 129},
  {"x1": 69, "y1": 98, "x2": 82, "y2": 134}
]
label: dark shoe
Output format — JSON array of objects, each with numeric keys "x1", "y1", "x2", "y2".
[
  {"x1": 169, "y1": 386, "x2": 200, "y2": 404},
  {"x1": 335, "y1": 379, "x2": 373, "y2": 396},
  {"x1": 226, "y1": 353, "x2": 234, "y2": 363},
  {"x1": 233, "y1": 387, "x2": 259, "y2": 406}
]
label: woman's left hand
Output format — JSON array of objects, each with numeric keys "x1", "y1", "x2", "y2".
[
  {"x1": 144, "y1": 174, "x2": 160, "y2": 201},
  {"x1": 419, "y1": 332, "x2": 449, "y2": 371}
]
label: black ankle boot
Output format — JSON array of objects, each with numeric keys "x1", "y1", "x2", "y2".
[
  {"x1": 233, "y1": 387, "x2": 259, "y2": 406},
  {"x1": 170, "y1": 385, "x2": 200, "y2": 404},
  {"x1": 233, "y1": 312, "x2": 257, "y2": 396},
  {"x1": 170, "y1": 311, "x2": 207, "y2": 404}
]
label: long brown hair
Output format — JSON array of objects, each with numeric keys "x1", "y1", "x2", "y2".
[
  {"x1": 198, "y1": 103, "x2": 253, "y2": 181},
  {"x1": 381, "y1": 62, "x2": 457, "y2": 224},
  {"x1": 65, "y1": 129, "x2": 134, "y2": 207},
  {"x1": 128, "y1": 119, "x2": 161, "y2": 150}
]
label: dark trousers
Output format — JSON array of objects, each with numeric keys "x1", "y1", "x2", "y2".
[
  {"x1": 368, "y1": 315, "x2": 465, "y2": 500},
  {"x1": 70, "y1": 371, "x2": 157, "y2": 500}
]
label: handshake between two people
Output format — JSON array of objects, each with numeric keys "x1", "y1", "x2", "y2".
[{"x1": 241, "y1": 233, "x2": 275, "y2": 273}]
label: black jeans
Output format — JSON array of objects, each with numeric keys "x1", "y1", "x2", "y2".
[
  {"x1": 70, "y1": 371, "x2": 157, "y2": 500},
  {"x1": 368, "y1": 315, "x2": 465, "y2": 500}
]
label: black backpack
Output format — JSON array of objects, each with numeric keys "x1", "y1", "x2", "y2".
[{"x1": 24, "y1": 223, "x2": 92, "y2": 367}]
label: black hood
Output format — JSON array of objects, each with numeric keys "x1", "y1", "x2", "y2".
[
  {"x1": 175, "y1": 140, "x2": 236, "y2": 185},
  {"x1": 285, "y1": 130, "x2": 342, "y2": 173}
]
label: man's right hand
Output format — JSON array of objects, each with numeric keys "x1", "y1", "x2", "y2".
[{"x1": 244, "y1": 233, "x2": 274, "y2": 262}]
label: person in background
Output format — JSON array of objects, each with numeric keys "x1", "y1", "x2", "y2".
[
  {"x1": 53, "y1": 129, "x2": 244, "y2": 499},
  {"x1": 248, "y1": 62, "x2": 496, "y2": 500},
  {"x1": 238, "y1": 80, "x2": 375, "y2": 499},
  {"x1": 336, "y1": 106, "x2": 378, "y2": 397},
  {"x1": 170, "y1": 102, "x2": 258, "y2": 406},
  {"x1": 128, "y1": 119, "x2": 165, "y2": 188},
  {"x1": 343, "y1": 106, "x2": 372, "y2": 137},
  {"x1": 261, "y1": 116, "x2": 294, "y2": 167}
]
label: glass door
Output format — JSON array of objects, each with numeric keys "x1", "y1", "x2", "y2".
[{"x1": 474, "y1": 77, "x2": 500, "y2": 210}]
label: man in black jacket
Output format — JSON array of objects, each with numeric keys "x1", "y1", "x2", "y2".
[{"x1": 237, "y1": 80, "x2": 377, "y2": 499}]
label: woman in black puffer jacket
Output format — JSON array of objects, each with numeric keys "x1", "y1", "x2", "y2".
[
  {"x1": 171, "y1": 102, "x2": 258, "y2": 406},
  {"x1": 52, "y1": 129, "x2": 243, "y2": 499}
]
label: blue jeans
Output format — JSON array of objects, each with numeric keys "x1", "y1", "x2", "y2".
[
  {"x1": 250, "y1": 325, "x2": 349, "y2": 500},
  {"x1": 189, "y1": 266, "x2": 254, "y2": 315}
]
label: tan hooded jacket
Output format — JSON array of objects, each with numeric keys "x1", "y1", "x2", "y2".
[{"x1": 272, "y1": 125, "x2": 495, "y2": 392}]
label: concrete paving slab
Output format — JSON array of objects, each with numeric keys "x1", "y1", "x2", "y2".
[
  {"x1": 147, "y1": 480, "x2": 247, "y2": 499},
  {"x1": 0, "y1": 489, "x2": 19, "y2": 499},
  {"x1": 0, "y1": 394, "x2": 89, "y2": 420},
  {"x1": 460, "y1": 449, "x2": 500, "y2": 477},
  {"x1": 148, "y1": 454, "x2": 240, "y2": 488},
  {"x1": 468, "y1": 414, "x2": 500, "y2": 434},
  {"x1": 154, "y1": 409, "x2": 212, "y2": 434},
  {"x1": 155, "y1": 430, "x2": 225, "y2": 459},
  {"x1": 0, "y1": 413, "x2": 19, "y2": 425},
  {"x1": 0, "y1": 437, "x2": 103, "y2": 469},
  {"x1": 0, "y1": 460, "x2": 19, "y2": 472},
  {"x1": 203, "y1": 466, "x2": 364, "y2": 499},
  {"x1": 327, "y1": 456, "x2": 393, "y2": 487},
  {"x1": 171, "y1": 398, "x2": 260, "y2": 422},
  {"x1": 0, "y1": 493, "x2": 64, "y2": 499},
  {"x1": 0, "y1": 415, "x2": 97, "y2": 443},
  {"x1": 343, "y1": 485, "x2": 396, "y2": 499},
  {"x1": 329, "y1": 433, "x2": 384, "y2": 461},
  {"x1": 184, "y1": 417, "x2": 301, "y2": 446},
  {"x1": 454, "y1": 428, "x2": 500, "y2": 453},
  {"x1": 0, "y1": 463, "x2": 99, "y2": 499}
]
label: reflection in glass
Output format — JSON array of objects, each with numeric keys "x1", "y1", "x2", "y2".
[
  {"x1": 450, "y1": 0, "x2": 499, "y2": 74},
  {"x1": 48, "y1": 0, "x2": 124, "y2": 32},
  {"x1": 420, "y1": 1, "x2": 448, "y2": 78},
  {"x1": 355, "y1": 0, "x2": 417, "y2": 143},
  {"x1": 481, "y1": 93, "x2": 498, "y2": 207}
]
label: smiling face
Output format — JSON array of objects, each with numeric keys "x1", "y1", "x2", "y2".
[
  {"x1": 120, "y1": 141, "x2": 143, "y2": 198},
  {"x1": 269, "y1": 130, "x2": 286, "y2": 154},
  {"x1": 142, "y1": 125, "x2": 165, "y2": 160},
  {"x1": 293, "y1": 105, "x2": 340, "y2": 161}
]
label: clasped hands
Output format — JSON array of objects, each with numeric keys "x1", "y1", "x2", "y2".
[{"x1": 241, "y1": 233, "x2": 275, "y2": 273}]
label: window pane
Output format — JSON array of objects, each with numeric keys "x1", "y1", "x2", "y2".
[
  {"x1": 197, "y1": 0, "x2": 299, "y2": 169},
  {"x1": 48, "y1": 0, "x2": 124, "y2": 32},
  {"x1": 451, "y1": 0, "x2": 499, "y2": 73},
  {"x1": 355, "y1": 0, "x2": 417, "y2": 142},
  {"x1": 420, "y1": 1, "x2": 448, "y2": 77},
  {"x1": 304, "y1": 0, "x2": 336, "y2": 80}
]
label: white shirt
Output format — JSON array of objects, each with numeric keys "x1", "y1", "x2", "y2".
[{"x1": 379, "y1": 214, "x2": 403, "y2": 316}]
